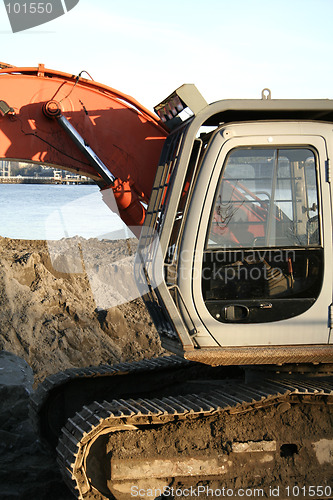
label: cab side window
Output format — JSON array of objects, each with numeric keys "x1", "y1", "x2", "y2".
[
  {"x1": 206, "y1": 148, "x2": 320, "y2": 249},
  {"x1": 203, "y1": 147, "x2": 323, "y2": 323}
]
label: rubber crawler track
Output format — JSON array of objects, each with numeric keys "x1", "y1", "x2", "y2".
[
  {"x1": 30, "y1": 356, "x2": 222, "y2": 447},
  {"x1": 57, "y1": 377, "x2": 333, "y2": 499},
  {"x1": 31, "y1": 356, "x2": 190, "y2": 416}
]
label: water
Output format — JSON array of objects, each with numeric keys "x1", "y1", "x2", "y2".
[{"x1": 0, "y1": 184, "x2": 133, "y2": 240}]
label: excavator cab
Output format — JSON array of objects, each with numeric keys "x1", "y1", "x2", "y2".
[{"x1": 138, "y1": 87, "x2": 333, "y2": 366}]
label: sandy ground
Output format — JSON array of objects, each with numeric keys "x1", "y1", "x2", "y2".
[{"x1": 0, "y1": 236, "x2": 163, "y2": 499}]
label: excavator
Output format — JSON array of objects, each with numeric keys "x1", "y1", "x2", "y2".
[{"x1": 0, "y1": 63, "x2": 333, "y2": 499}]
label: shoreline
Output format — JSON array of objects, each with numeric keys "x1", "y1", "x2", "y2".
[{"x1": 0, "y1": 177, "x2": 94, "y2": 185}]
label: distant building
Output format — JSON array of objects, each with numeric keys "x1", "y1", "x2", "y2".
[
  {"x1": 0, "y1": 161, "x2": 11, "y2": 177},
  {"x1": 53, "y1": 170, "x2": 63, "y2": 180}
]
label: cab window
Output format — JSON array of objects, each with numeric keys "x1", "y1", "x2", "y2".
[{"x1": 202, "y1": 147, "x2": 323, "y2": 324}]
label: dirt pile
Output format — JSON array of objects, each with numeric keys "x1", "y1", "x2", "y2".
[
  {"x1": 0, "y1": 236, "x2": 164, "y2": 498},
  {"x1": 0, "y1": 236, "x2": 163, "y2": 386}
]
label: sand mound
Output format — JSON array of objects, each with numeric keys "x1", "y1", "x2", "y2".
[{"x1": 0, "y1": 236, "x2": 163, "y2": 386}]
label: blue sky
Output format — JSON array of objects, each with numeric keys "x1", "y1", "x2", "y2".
[{"x1": 1, "y1": 0, "x2": 333, "y2": 111}]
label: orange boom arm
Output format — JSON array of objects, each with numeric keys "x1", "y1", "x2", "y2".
[{"x1": 0, "y1": 63, "x2": 168, "y2": 231}]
